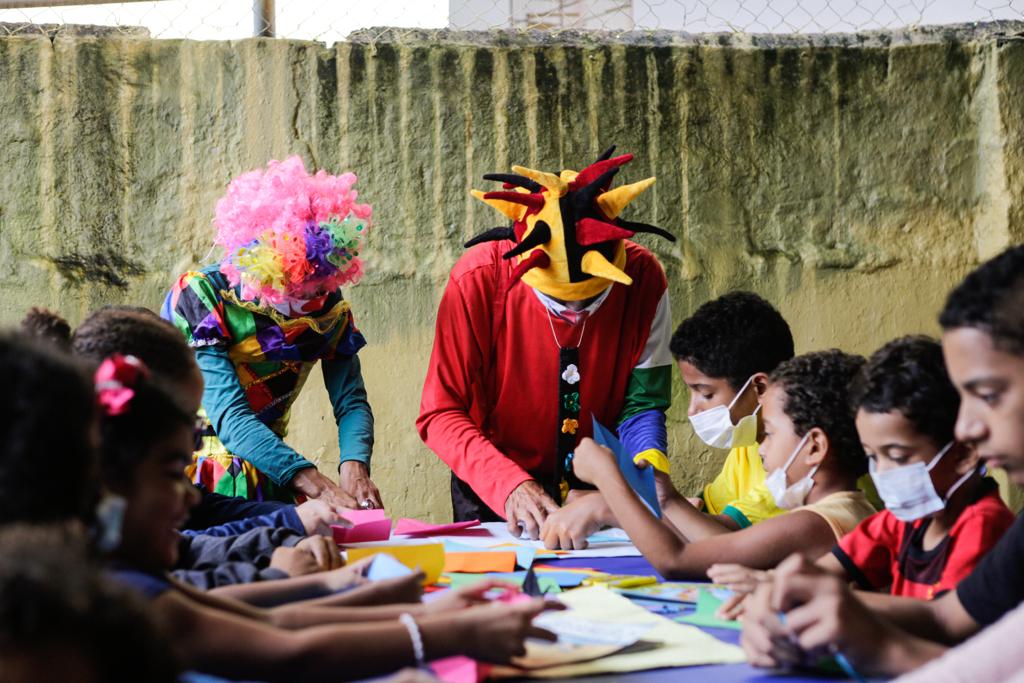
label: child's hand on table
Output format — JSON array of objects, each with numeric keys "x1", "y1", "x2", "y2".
[
  {"x1": 292, "y1": 535, "x2": 344, "y2": 571},
  {"x1": 422, "y1": 580, "x2": 521, "y2": 613},
  {"x1": 570, "y1": 438, "x2": 619, "y2": 487},
  {"x1": 295, "y1": 498, "x2": 351, "y2": 536},
  {"x1": 269, "y1": 546, "x2": 321, "y2": 577},
  {"x1": 539, "y1": 492, "x2": 607, "y2": 550},
  {"x1": 453, "y1": 598, "x2": 564, "y2": 663},
  {"x1": 742, "y1": 553, "x2": 895, "y2": 673},
  {"x1": 708, "y1": 563, "x2": 772, "y2": 594}
]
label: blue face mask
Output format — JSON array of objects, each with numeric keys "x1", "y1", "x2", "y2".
[
  {"x1": 93, "y1": 494, "x2": 126, "y2": 553},
  {"x1": 869, "y1": 442, "x2": 975, "y2": 523}
]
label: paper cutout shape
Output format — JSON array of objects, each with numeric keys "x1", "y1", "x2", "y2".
[
  {"x1": 341, "y1": 509, "x2": 387, "y2": 524},
  {"x1": 366, "y1": 553, "x2": 414, "y2": 581},
  {"x1": 614, "y1": 581, "x2": 716, "y2": 604},
  {"x1": 347, "y1": 543, "x2": 445, "y2": 585},
  {"x1": 394, "y1": 518, "x2": 482, "y2": 536},
  {"x1": 331, "y1": 518, "x2": 392, "y2": 544},
  {"x1": 491, "y1": 586, "x2": 744, "y2": 678},
  {"x1": 444, "y1": 551, "x2": 517, "y2": 573},
  {"x1": 446, "y1": 571, "x2": 562, "y2": 594},
  {"x1": 677, "y1": 587, "x2": 741, "y2": 630},
  {"x1": 430, "y1": 656, "x2": 491, "y2": 683},
  {"x1": 592, "y1": 416, "x2": 661, "y2": 518}
]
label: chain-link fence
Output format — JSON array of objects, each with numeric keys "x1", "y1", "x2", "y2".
[{"x1": 2, "y1": 0, "x2": 1024, "y2": 41}]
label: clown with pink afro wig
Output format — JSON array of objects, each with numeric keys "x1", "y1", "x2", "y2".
[
  {"x1": 161, "y1": 156, "x2": 381, "y2": 510},
  {"x1": 216, "y1": 155, "x2": 372, "y2": 307}
]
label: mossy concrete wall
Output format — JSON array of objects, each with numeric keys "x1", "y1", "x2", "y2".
[{"x1": 2, "y1": 26, "x2": 1023, "y2": 519}]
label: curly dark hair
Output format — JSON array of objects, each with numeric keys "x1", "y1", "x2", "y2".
[
  {"x1": 770, "y1": 349, "x2": 867, "y2": 478},
  {"x1": 851, "y1": 336, "x2": 958, "y2": 449},
  {"x1": 0, "y1": 333, "x2": 99, "y2": 525},
  {"x1": 0, "y1": 524, "x2": 179, "y2": 683},
  {"x1": 72, "y1": 306, "x2": 197, "y2": 381},
  {"x1": 99, "y1": 366, "x2": 193, "y2": 489},
  {"x1": 670, "y1": 291, "x2": 795, "y2": 390},
  {"x1": 19, "y1": 307, "x2": 72, "y2": 352},
  {"x1": 939, "y1": 245, "x2": 1024, "y2": 354}
]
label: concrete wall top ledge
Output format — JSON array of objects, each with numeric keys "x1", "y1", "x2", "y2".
[{"x1": 348, "y1": 21, "x2": 1024, "y2": 49}]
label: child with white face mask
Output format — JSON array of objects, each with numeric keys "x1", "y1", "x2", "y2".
[
  {"x1": 669, "y1": 292, "x2": 796, "y2": 538},
  {"x1": 711, "y1": 337, "x2": 1015, "y2": 607},
  {"x1": 823, "y1": 336, "x2": 1014, "y2": 599},
  {"x1": 571, "y1": 349, "x2": 876, "y2": 580}
]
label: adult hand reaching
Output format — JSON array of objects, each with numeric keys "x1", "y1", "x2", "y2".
[
  {"x1": 339, "y1": 460, "x2": 384, "y2": 509},
  {"x1": 504, "y1": 480, "x2": 559, "y2": 540},
  {"x1": 289, "y1": 467, "x2": 359, "y2": 510}
]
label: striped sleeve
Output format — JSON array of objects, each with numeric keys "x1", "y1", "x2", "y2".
[{"x1": 618, "y1": 290, "x2": 672, "y2": 457}]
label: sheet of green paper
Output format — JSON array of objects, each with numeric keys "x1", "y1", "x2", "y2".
[
  {"x1": 446, "y1": 572, "x2": 561, "y2": 593},
  {"x1": 677, "y1": 588, "x2": 742, "y2": 630}
]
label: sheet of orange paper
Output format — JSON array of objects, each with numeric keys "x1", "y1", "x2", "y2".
[
  {"x1": 346, "y1": 544, "x2": 445, "y2": 585},
  {"x1": 443, "y1": 551, "x2": 517, "y2": 573}
]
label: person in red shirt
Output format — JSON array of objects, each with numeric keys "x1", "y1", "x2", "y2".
[
  {"x1": 824, "y1": 335, "x2": 1014, "y2": 599},
  {"x1": 417, "y1": 148, "x2": 675, "y2": 541}
]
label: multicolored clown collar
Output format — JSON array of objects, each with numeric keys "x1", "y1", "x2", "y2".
[{"x1": 465, "y1": 147, "x2": 675, "y2": 301}]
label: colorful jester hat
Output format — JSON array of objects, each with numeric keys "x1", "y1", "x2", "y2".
[
  {"x1": 215, "y1": 156, "x2": 371, "y2": 307},
  {"x1": 466, "y1": 147, "x2": 675, "y2": 301}
]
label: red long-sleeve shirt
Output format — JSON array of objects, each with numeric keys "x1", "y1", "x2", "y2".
[{"x1": 417, "y1": 240, "x2": 668, "y2": 517}]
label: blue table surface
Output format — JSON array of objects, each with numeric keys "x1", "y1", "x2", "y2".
[{"x1": 533, "y1": 555, "x2": 853, "y2": 683}]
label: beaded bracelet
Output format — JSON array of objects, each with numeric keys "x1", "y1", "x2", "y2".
[{"x1": 399, "y1": 613, "x2": 425, "y2": 668}]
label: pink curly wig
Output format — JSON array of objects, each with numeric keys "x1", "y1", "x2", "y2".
[{"x1": 215, "y1": 156, "x2": 372, "y2": 305}]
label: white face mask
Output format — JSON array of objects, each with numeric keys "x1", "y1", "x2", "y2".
[
  {"x1": 690, "y1": 376, "x2": 760, "y2": 450},
  {"x1": 93, "y1": 494, "x2": 127, "y2": 553},
  {"x1": 765, "y1": 433, "x2": 818, "y2": 510},
  {"x1": 869, "y1": 441, "x2": 975, "y2": 523}
]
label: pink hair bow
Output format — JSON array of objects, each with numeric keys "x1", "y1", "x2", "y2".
[{"x1": 95, "y1": 354, "x2": 149, "y2": 416}]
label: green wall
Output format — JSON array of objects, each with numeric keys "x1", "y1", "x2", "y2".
[{"x1": 2, "y1": 26, "x2": 1022, "y2": 518}]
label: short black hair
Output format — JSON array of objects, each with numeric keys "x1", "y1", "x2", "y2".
[
  {"x1": 0, "y1": 333, "x2": 99, "y2": 525},
  {"x1": 19, "y1": 308, "x2": 72, "y2": 352},
  {"x1": 770, "y1": 349, "x2": 867, "y2": 478},
  {"x1": 72, "y1": 306, "x2": 197, "y2": 382},
  {"x1": 99, "y1": 365, "x2": 193, "y2": 489},
  {"x1": 852, "y1": 336, "x2": 958, "y2": 449},
  {"x1": 0, "y1": 524, "x2": 179, "y2": 683},
  {"x1": 939, "y1": 245, "x2": 1024, "y2": 354},
  {"x1": 670, "y1": 291, "x2": 795, "y2": 390}
]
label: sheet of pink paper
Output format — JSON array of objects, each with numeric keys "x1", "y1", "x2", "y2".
[
  {"x1": 340, "y1": 509, "x2": 387, "y2": 525},
  {"x1": 331, "y1": 519, "x2": 391, "y2": 544},
  {"x1": 430, "y1": 656, "x2": 490, "y2": 683},
  {"x1": 393, "y1": 518, "x2": 481, "y2": 536}
]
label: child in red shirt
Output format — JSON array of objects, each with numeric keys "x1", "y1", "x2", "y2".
[{"x1": 826, "y1": 336, "x2": 1014, "y2": 598}]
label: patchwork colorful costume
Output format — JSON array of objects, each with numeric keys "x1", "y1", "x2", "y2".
[
  {"x1": 417, "y1": 148, "x2": 675, "y2": 520},
  {"x1": 162, "y1": 157, "x2": 374, "y2": 502}
]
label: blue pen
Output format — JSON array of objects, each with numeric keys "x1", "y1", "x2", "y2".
[{"x1": 777, "y1": 612, "x2": 866, "y2": 683}]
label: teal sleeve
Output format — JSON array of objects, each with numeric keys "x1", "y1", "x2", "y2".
[
  {"x1": 618, "y1": 365, "x2": 672, "y2": 422},
  {"x1": 322, "y1": 354, "x2": 374, "y2": 470},
  {"x1": 722, "y1": 505, "x2": 753, "y2": 529},
  {"x1": 195, "y1": 347, "x2": 314, "y2": 487}
]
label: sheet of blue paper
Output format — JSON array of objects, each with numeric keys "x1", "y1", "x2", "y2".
[
  {"x1": 591, "y1": 416, "x2": 661, "y2": 518},
  {"x1": 366, "y1": 552, "x2": 415, "y2": 581},
  {"x1": 532, "y1": 570, "x2": 589, "y2": 587}
]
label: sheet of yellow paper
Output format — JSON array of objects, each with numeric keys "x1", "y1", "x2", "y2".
[
  {"x1": 443, "y1": 551, "x2": 517, "y2": 573},
  {"x1": 347, "y1": 544, "x2": 444, "y2": 585},
  {"x1": 498, "y1": 586, "x2": 744, "y2": 678}
]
